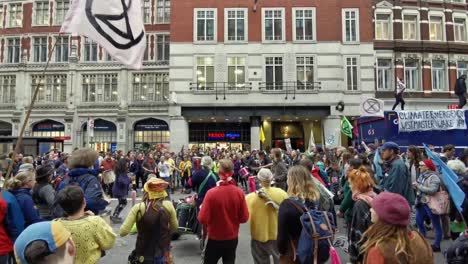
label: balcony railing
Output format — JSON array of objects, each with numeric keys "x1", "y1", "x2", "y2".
[
  {"x1": 189, "y1": 82, "x2": 253, "y2": 100},
  {"x1": 259, "y1": 81, "x2": 321, "y2": 99}
]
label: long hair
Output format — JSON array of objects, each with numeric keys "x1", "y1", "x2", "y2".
[
  {"x1": 287, "y1": 166, "x2": 319, "y2": 201},
  {"x1": 114, "y1": 158, "x2": 128, "y2": 175},
  {"x1": 360, "y1": 221, "x2": 413, "y2": 263},
  {"x1": 348, "y1": 166, "x2": 375, "y2": 194},
  {"x1": 407, "y1": 145, "x2": 421, "y2": 166}
]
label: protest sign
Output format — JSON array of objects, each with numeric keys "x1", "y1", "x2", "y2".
[{"x1": 398, "y1": 110, "x2": 466, "y2": 132}]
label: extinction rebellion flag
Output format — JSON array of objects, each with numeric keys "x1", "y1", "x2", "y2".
[
  {"x1": 341, "y1": 116, "x2": 353, "y2": 138},
  {"x1": 61, "y1": 0, "x2": 146, "y2": 69}
]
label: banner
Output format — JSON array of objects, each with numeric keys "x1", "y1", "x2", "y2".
[
  {"x1": 284, "y1": 138, "x2": 292, "y2": 152},
  {"x1": 87, "y1": 118, "x2": 94, "y2": 138},
  {"x1": 260, "y1": 126, "x2": 266, "y2": 143},
  {"x1": 360, "y1": 97, "x2": 384, "y2": 117},
  {"x1": 341, "y1": 116, "x2": 353, "y2": 138},
  {"x1": 398, "y1": 110, "x2": 466, "y2": 132},
  {"x1": 307, "y1": 126, "x2": 315, "y2": 152}
]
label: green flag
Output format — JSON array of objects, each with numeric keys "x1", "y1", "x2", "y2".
[{"x1": 341, "y1": 116, "x2": 353, "y2": 138}]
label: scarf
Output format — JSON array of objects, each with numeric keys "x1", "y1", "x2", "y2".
[{"x1": 352, "y1": 190, "x2": 377, "y2": 207}]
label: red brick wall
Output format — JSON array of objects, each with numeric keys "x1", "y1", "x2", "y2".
[{"x1": 171, "y1": 0, "x2": 373, "y2": 43}]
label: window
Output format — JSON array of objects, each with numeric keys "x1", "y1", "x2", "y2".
[
  {"x1": 33, "y1": 1, "x2": 49, "y2": 26},
  {"x1": 457, "y1": 61, "x2": 468, "y2": 87},
  {"x1": 82, "y1": 74, "x2": 118, "y2": 102},
  {"x1": 429, "y1": 16, "x2": 444, "y2": 41},
  {"x1": 103, "y1": 50, "x2": 114, "y2": 61},
  {"x1": 156, "y1": 35, "x2": 169, "y2": 62},
  {"x1": 342, "y1": 9, "x2": 359, "y2": 43},
  {"x1": 6, "y1": 38, "x2": 20, "y2": 63},
  {"x1": 263, "y1": 9, "x2": 284, "y2": 41},
  {"x1": 265, "y1": 56, "x2": 283, "y2": 90},
  {"x1": 132, "y1": 73, "x2": 169, "y2": 102},
  {"x1": 454, "y1": 17, "x2": 466, "y2": 42},
  {"x1": 431, "y1": 60, "x2": 446, "y2": 91},
  {"x1": 143, "y1": 36, "x2": 150, "y2": 61},
  {"x1": 83, "y1": 38, "x2": 98, "y2": 62},
  {"x1": 156, "y1": 0, "x2": 170, "y2": 23},
  {"x1": 195, "y1": 9, "x2": 216, "y2": 41},
  {"x1": 0, "y1": 75, "x2": 15, "y2": 103},
  {"x1": 54, "y1": 0, "x2": 69, "y2": 25},
  {"x1": 226, "y1": 9, "x2": 247, "y2": 42},
  {"x1": 376, "y1": 59, "x2": 393, "y2": 90},
  {"x1": 55, "y1": 36, "x2": 69, "y2": 62},
  {"x1": 227, "y1": 57, "x2": 246, "y2": 89},
  {"x1": 296, "y1": 56, "x2": 315, "y2": 90},
  {"x1": 403, "y1": 14, "x2": 418, "y2": 40},
  {"x1": 404, "y1": 59, "x2": 420, "y2": 90},
  {"x1": 0, "y1": 5, "x2": 4, "y2": 29},
  {"x1": 196, "y1": 57, "x2": 214, "y2": 90},
  {"x1": 293, "y1": 8, "x2": 315, "y2": 41},
  {"x1": 8, "y1": 3, "x2": 22, "y2": 27},
  {"x1": 375, "y1": 13, "x2": 391, "y2": 40},
  {"x1": 345, "y1": 57, "x2": 358, "y2": 90},
  {"x1": 142, "y1": 0, "x2": 151, "y2": 24},
  {"x1": 32, "y1": 75, "x2": 67, "y2": 103},
  {"x1": 33, "y1": 37, "x2": 48, "y2": 62}
]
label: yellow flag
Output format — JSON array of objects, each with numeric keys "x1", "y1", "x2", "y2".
[{"x1": 260, "y1": 126, "x2": 266, "y2": 143}]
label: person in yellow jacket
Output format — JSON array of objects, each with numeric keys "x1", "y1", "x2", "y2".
[
  {"x1": 120, "y1": 177, "x2": 178, "y2": 264},
  {"x1": 245, "y1": 168, "x2": 288, "y2": 264},
  {"x1": 178, "y1": 155, "x2": 192, "y2": 192},
  {"x1": 56, "y1": 186, "x2": 116, "y2": 264}
]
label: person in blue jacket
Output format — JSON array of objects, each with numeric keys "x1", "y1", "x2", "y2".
[
  {"x1": 58, "y1": 148, "x2": 108, "y2": 215},
  {"x1": 0, "y1": 187, "x2": 24, "y2": 242},
  {"x1": 187, "y1": 156, "x2": 218, "y2": 206},
  {"x1": 5, "y1": 171, "x2": 42, "y2": 228}
]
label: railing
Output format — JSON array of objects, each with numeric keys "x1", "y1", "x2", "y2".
[
  {"x1": 258, "y1": 81, "x2": 321, "y2": 99},
  {"x1": 189, "y1": 82, "x2": 253, "y2": 100}
]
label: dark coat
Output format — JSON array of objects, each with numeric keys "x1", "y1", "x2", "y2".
[
  {"x1": 382, "y1": 157, "x2": 415, "y2": 205},
  {"x1": 1, "y1": 190, "x2": 24, "y2": 241},
  {"x1": 10, "y1": 188, "x2": 42, "y2": 228},
  {"x1": 455, "y1": 77, "x2": 467, "y2": 95},
  {"x1": 112, "y1": 173, "x2": 131, "y2": 198},
  {"x1": 190, "y1": 169, "x2": 218, "y2": 206}
]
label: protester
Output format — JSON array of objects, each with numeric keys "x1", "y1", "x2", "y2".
[
  {"x1": 178, "y1": 155, "x2": 192, "y2": 193},
  {"x1": 380, "y1": 142, "x2": 414, "y2": 204},
  {"x1": 406, "y1": 146, "x2": 422, "y2": 184},
  {"x1": 32, "y1": 165, "x2": 59, "y2": 220},
  {"x1": 100, "y1": 153, "x2": 116, "y2": 197},
  {"x1": 165, "y1": 153, "x2": 176, "y2": 194},
  {"x1": 277, "y1": 166, "x2": 324, "y2": 263},
  {"x1": 440, "y1": 144, "x2": 456, "y2": 163},
  {"x1": 188, "y1": 156, "x2": 218, "y2": 206},
  {"x1": 414, "y1": 159, "x2": 443, "y2": 252},
  {"x1": 6, "y1": 171, "x2": 42, "y2": 228},
  {"x1": 142, "y1": 153, "x2": 157, "y2": 184},
  {"x1": 198, "y1": 159, "x2": 249, "y2": 264},
  {"x1": 16, "y1": 163, "x2": 34, "y2": 175},
  {"x1": 111, "y1": 159, "x2": 132, "y2": 223},
  {"x1": 57, "y1": 186, "x2": 116, "y2": 264},
  {"x1": 392, "y1": 77, "x2": 406, "y2": 110},
  {"x1": 347, "y1": 166, "x2": 377, "y2": 263},
  {"x1": 14, "y1": 221, "x2": 76, "y2": 264},
  {"x1": 128, "y1": 152, "x2": 140, "y2": 190},
  {"x1": 360, "y1": 192, "x2": 433, "y2": 264},
  {"x1": 447, "y1": 159, "x2": 468, "y2": 239},
  {"x1": 270, "y1": 149, "x2": 288, "y2": 191},
  {"x1": 455, "y1": 74, "x2": 467, "y2": 109},
  {"x1": 0, "y1": 194, "x2": 14, "y2": 264},
  {"x1": 120, "y1": 177, "x2": 178, "y2": 264},
  {"x1": 337, "y1": 159, "x2": 363, "y2": 224},
  {"x1": 0, "y1": 185, "x2": 24, "y2": 244},
  {"x1": 245, "y1": 168, "x2": 288, "y2": 264},
  {"x1": 58, "y1": 148, "x2": 108, "y2": 215}
]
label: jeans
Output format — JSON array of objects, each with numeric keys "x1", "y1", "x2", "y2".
[
  {"x1": 392, "y1": 93, "x2": 405, "y2": 110},
  {"x1": 251, "y1": 240, "x2": 279, "y2": 264},
  {"x1": 153, "y1": 255, "x2": 165, "y2": 264},
  {"x1": 416, "y1": 204, "x2": 442, "y2": 248},
  {"x1": 204, "y1": 238, "x2": 238, "y2": 264},
  {"x1": 458, "y1": 94, "x2": 466, "y2": 109}
]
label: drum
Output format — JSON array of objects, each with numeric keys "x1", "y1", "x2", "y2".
[
  {"x1": 239, "y1": 167, "x2": 250, "y2": 179},
  {"x1": 102, "y1": 170, "x2": 116, "y2": 184}
]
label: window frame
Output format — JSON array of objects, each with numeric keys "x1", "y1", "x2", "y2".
[
  {"x1": 194, "y1": 56, "x2": 215, "y2": 90},
  {"x1": 53, "y1": 0, "x2": 70, "y2": 26},
  {"x1": 53, "y1": 35, "x2": 70, "y2": 63},
  {"x1": 342, "y1": 8, "x2": 360, "y2": 44},
  {"x1": 376, "y1": 58, "x2": 393, "y2": 91},
  {"x1": 7, "y1": 3, "x2": 23, "y2": 28},
  {"x1": 0, "y1": 75, "x2": 16, "y2": 104},
  {"x1": 374, "y1": 11, "x2": 393, "y2": 40},
  {"x1": 431, "y1": 60, "x2": 447, "y2": 92},
  {"x1": 453, "y1": 14, "x2": 467, "y2": 43},
  {"x1": 155, "y1": 0, "x2": 170, "y2": 24},
  {"x1": 224, "y1": 8, "x2": 248, "y2": 43},
  {"x1": 456, "y1": 61, "x2": 468, "y2": 87},
  {"x1": 32, "y1": 1, "x2": 50, "y2": 26},
  {"x1": 0, "y1": 4, "x2": 4, "y2": 29},
  {"x1": 295, "y1": 55, "x2": 317, "y2": 89},
  {"x1": 261, "y1": 8, "x2": 286, "y2": 43},
  {"x1": 5, "y1": 37, "x2": 21, "y2": 64},
  {"x1": 292, "y1": 7, "x2": 317, "y2": 42},
  {"x1": 227, "y1": 56, "x2": 247, "y2": 89},
  {"x1": 402, "y1": 11, "x2": 420, "y2": 41},
  {"x1": 403, "y1": 58, "x2": 421, "y2": 91},
  {"x1": 428, "y1": 13, "x2": 445, "y2": 41},
  {"x1": 344, "y1": 56, "x2": 360, "y2": 91},
  {"x1": 132, "y1": 73, "x2": 169, "y2": 102},
  {"x1": 81, "y1": 74, "x2": 119, "y2": 103},
  {"x1": 31, "y1": 74, "x2": 67, "y2": 103},
  {"x1": 264, "y1": 55, "x2": 284, "y2": 90},
  {"x1": 193, "y1": 8, "x2": 217, "y2": 43},
  {"x1": 32, "y1": 36, "x2": 49, "y2": 63},
  {"x1": 142, "y1": 0, "x2": 152, "y2": 25},
  {"x1": 155, "y1": 33, "x2": 170, "y2": 63},
  {"x1": 82, "y1": 37, "x2": 98, "y2": 62}
]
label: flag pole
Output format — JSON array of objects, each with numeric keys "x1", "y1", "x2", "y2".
[{"x1": 5, "y1": 38, "x2": 60, "y2": 181}]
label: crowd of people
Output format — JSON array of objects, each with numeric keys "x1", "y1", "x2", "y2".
[{"x1": 0, "y1": 142, "x2": 467, "y2": 264}]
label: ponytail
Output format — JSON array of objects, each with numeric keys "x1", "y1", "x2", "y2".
[
  {"x1": 6, "y1": 171, "x2": 35, "y2": 190},
  {"x1": 5, "y1": 177, "x2": 23, "y2": 190}
]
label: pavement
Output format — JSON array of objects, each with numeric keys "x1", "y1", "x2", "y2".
[{"x1": 101, "y1": 192, "x2": 450, "y2": 264}]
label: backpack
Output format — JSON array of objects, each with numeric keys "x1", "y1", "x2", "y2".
[{"x1": 289, "y1": 199, "x2": 335, "y2": 264}]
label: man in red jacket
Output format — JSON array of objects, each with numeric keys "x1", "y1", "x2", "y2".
[{"x1": 198, "y1": 159, "x2": 249, "y2": 264}]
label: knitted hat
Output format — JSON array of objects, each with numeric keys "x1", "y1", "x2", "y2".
[
  {"x1": 35, "y1": 165, "x2": 54, "y2": 179},
  {"x1": 371, "y1": 192, "x2": 410, "y2": 227},
  {"x1": 14, "y1": 221, "x2": 71, "y2": 264},
  {"x1": 422, "y1": 159, "x2": 436, "y2": 171},
  {"x1": 18, "y1": 163, "x2": 34, "y2": 173},
  {"x1": 381, "y1": 141, "x2": 399, "y2": 152}
]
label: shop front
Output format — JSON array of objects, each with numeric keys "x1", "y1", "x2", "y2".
[
  {"x1": 271, "y1": 122, "x2": 305, "y2": 151},
  {"x1": 32, "y1": 119, "x2": 66, "y2": 155},
  {"x1": 133, "y1": 118, "x2": 170, "y2": 151},
  {"x1": 0, "y1": 121, "x2": 13, "y2": 154},
  {"x1": 189, "y1": 123, "x2": 250, "y2": 151},
  {"x1": 83, "y1": 119, "x2": 117, "y2": 152}
]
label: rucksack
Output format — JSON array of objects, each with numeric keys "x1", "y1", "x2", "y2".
[{"x1": 289, "y1": 199, "x2": 335, "y2": 264}]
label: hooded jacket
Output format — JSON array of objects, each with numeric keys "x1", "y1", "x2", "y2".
[
  {"x1": 0, "y1": 190, "x2": 24, "y2": 241},
  {"x1": 416, "y1": 170, "x2": 441, "y2": 205},
  {"x1": 382, "y1": 157, "x2": 415, "y2": 205},
  {"x1": 10, "y1": 188, "x2": 43, "y2": 227},
  {"x1": 0, "y1": 196, "x2": 13, "y2": 255}
]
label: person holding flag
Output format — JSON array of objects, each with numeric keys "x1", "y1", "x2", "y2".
[{"x1": 392, "y1": 77, "x2": 406, "y2": 111}]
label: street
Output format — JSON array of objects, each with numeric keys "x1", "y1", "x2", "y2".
[{"x1": 101, "y1": 193, "x2": 449, "y2": 264}]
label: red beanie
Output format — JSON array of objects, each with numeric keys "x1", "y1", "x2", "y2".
[
  {"x1": 371, "y1": 192, "x2": 410, "y2": 227},
  {"x1": 423, "y1": 159, "x2": 436, "y2": 171}
]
